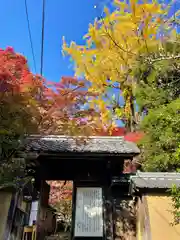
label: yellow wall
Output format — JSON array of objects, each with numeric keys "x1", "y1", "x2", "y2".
[
  {"x1": 136, "y1": 198, "x2": 144, "y2": 240},
  {"x1": 0, "y1": 191, "x2": 12, "y2": 240},
  {"x1": 146, "y1": 195, "x2": 180, "y2": 240}
]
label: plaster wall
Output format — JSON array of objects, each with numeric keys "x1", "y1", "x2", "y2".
[
  {"x1": 146, "y1": 195, "x2": 180, "y2": 240},
  {"x1": 0, "y1": 191, "x2": 12, "y2": 240}
]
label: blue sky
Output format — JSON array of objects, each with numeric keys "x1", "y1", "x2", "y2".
[
  {"x1": 0, "y1": 0, "x2": 112, "y2": 82},
  {"x1": 1, "y1": 0, "x2": 179, "y2": 127},
  {"x1": 0, "y1": 0, "x2": 179, "y2": 83}
]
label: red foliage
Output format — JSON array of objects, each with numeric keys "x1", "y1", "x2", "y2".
[
  {"x1": 124, "y1": 132, "x2": 144, "y2": 143},
  {"x1": 98, "y1": 127, "x2": 126, "y2": 136},
  {"x1": 1, "y1": 47, "x2": 144, "y2": 203},
  {"x1": 40, "y1": 76, "x2": 99, "y2": 135},
  {"x1": 96, "y1": 126, "x2": 143, "y2": 143},
  {"x1": 0, "y1": 47, "x2": 101, "y2": 136},
  {"x1": 0, "y1": 47, "x2": 43, "y2": 93},
  {"x1": 96, "y1": 127, "x2": 144, "y2": 173},
  {"x1": 47, "y1": 181, "x2": 73, "y2": 205},
  {"x1": 123, "y1": 160, "x2": 138, "y2": 173}
]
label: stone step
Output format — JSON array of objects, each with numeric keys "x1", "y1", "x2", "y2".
[{"x1": 45, "y1": 232, "x2": 70, "y2": 240}]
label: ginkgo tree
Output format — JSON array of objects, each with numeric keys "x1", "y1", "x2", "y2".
[{"x1": 63, "y1": 0, "x2": 179, "y2": 131}]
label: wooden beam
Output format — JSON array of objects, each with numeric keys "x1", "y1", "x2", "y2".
[{"x1": 34, "y1": 152, "x2": 135, "y2": 159}]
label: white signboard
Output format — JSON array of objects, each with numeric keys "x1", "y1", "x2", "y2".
[{"x1": 74, "y1": 187, "x2": 103, "y2": 237}]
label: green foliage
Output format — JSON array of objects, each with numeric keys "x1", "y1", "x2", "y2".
[
  {"x1": 135, "y1": 39, "x2": 180, "y2": 171},
  {"x1": 170, "y1": 184, "x2": 180, "y2": 225},
  {"x1": 138, "y1": 99, "x2": 180, "y2": 171},
  {"x1": 134, "y1": 40, "x2": 180, "y2": 224},
  {"x1": 135, "y1": 59, "x2": 180, "y2": 112},
  {"x1": 170, "y1": 151, "x2": 180, "y2": 225},
  {"x1": 0, "y1": 158, "x2": 26, "y2": 186}
]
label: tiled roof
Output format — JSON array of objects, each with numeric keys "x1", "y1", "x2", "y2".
[
  {"x1": 24, "y1": 135, "x2": 140, "y2": 154},
  {"x1": 131, "y1": 172, "x2": 180, "y2": 189}
]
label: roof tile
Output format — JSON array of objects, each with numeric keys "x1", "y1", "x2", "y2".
[
  {"x1": 24, "y1": 135, "x2": 140, "y2": 154},
  {"x1": 131, "y1": 172, "x2": 180, "y2": 189}
]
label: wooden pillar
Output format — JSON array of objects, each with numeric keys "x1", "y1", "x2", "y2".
[
  {"x1": 104, "y1": 186, "x2": 114, "y2": 240},
  {"x1": 71, "y1": 181, "x2": 76, "y2": 239},
  {"x1": 36, "y1": 180, "x2": 50, "y2": 240}
]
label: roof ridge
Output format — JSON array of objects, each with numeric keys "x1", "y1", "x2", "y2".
[
  {"x1": 24, "y1": 135, "x2": 140, "y2": 154},
  {"x1": 135, "y1": 172, "x2": 180, "y2": 175},
  {"x1": 28, "y1": 135, "x2": 125, "y2": 139},
  {"x1": 131, "y1": 172, "x2": 180, "y2": 178}
]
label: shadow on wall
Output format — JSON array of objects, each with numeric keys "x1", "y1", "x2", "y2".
[{"x1": 113, "y1": 198, "x2": 137, "y2": 240}]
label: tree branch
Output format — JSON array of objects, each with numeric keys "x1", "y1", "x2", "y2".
[
  {"x1": 100, "y1": 17, "x2": 136, "y2": 59},
  {"x1": 148, "y1": 54, "x2": 180, "y2": 63},
  {"x1": 102, "y1": 83, "x2": 121, "y2": 89}
]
